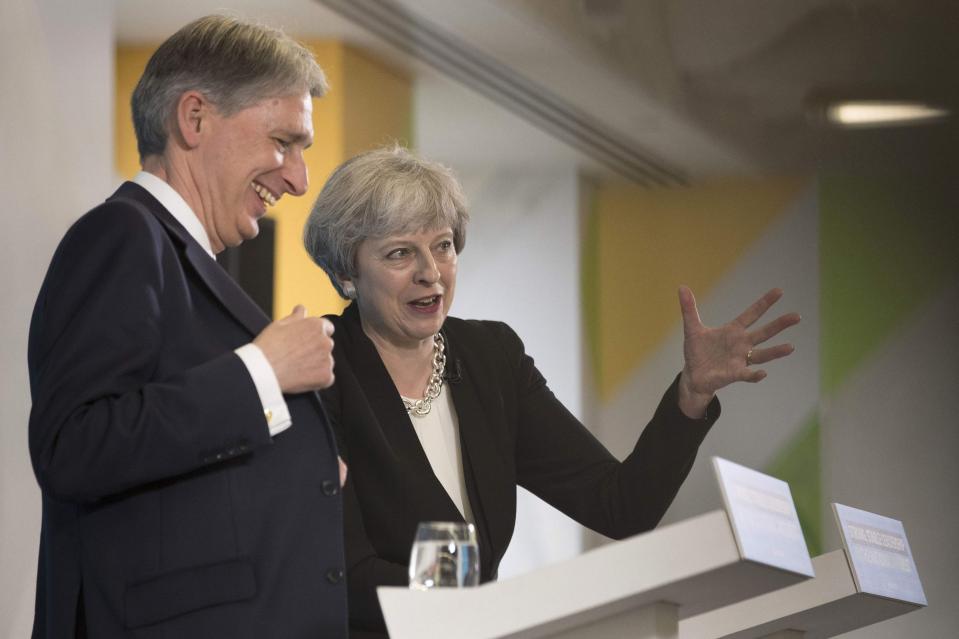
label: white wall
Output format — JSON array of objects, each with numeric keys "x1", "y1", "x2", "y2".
[
  {"x1": 414, "y1": 72, "x2": 590, "y2": 577},
  {"x1": 453, "y1": 167, "x2": 587, "y2": 578},
  {"x1": 824, "y1": 282, "x2": 959, "y2": 638},
  {"x1": 0, "y1": 1, "x2": 114, "y2": 636}
]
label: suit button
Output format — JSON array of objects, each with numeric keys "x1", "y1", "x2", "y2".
[
  {"x1": 322, "y1": 480, "x2": 338, "y2": 496},
  {"x1": 326, "y1": 568, "x2": 344, "y2": 584}
]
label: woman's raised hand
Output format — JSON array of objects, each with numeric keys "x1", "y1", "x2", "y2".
[{"x1": 676, "y1": 286, "x2": 800, "y2": 418}]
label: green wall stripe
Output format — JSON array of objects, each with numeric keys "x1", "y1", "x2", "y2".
[
  {"x1": 820, "y1": 174, "x2": 958, "y2": 395},
  {"x1": 582, "y1": 192, "x2": 602, "y2": 387},
  {"x1": 767, "y1": 412, "x2": 822, "y2": 556}
]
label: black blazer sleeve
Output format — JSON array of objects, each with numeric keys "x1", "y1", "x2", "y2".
[
  {"x1": 28, "y1": 203, "x2": 271, "y2": 503},
  {"x1": 487, "y1": 321, "x2": 719, "y2": 539}
]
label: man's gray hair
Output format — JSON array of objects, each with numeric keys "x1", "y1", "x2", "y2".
[
  {"x1": 304, "y1": 145, "x2": 470, "y2": 299},
  {"x1": 131, "y1": 14, "x2": 328, "y2": 159}
]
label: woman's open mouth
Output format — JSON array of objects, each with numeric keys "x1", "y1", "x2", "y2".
[{"x1": 408, "y1": 294, "x2": 442, "y2": 313}]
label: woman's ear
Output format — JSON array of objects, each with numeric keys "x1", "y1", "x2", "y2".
[{"x1": 337, "y1": 274, "x2": 357, "y2": 300}]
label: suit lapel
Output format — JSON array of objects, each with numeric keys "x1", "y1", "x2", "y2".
[
  {"x1": 185, "y1": 242, "x2": 270, "y2": 336},
  {"x1": 340, "y1": 306, "x2": 515, "y2": 577},
  {"x1": 444, "y1": 330, "x2": 516, "y2": 580},
  {"x1": 110, "y1": 182, "x2": 270, "y2": 337},
  {"x1": 341, "y1": 305, "x2": 463, "y2": 521}
]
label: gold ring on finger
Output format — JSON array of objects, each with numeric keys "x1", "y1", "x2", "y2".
[{"x1": 746, "y1": 349, "x2": 754, "y2": 366}]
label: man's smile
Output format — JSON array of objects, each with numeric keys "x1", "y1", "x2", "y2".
[{"x1": 252, "y1": 180, "x2": 278, "y2": 206}]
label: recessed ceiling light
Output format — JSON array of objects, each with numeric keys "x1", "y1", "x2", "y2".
[{"x1": 826, "y1": 101, "x2": 950, "y2": 128}]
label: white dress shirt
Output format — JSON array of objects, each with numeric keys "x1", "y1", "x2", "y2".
[
  {"x1": 403, "y1": 384, "x2": 474, "y2": 522},
  {"x1": 132, "y1": 171, "x2": 292, "y2": 437}
]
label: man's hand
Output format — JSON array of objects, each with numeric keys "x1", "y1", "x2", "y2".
[{"x1": 254, "y1": 305, "x2": 335, "y2": 393}]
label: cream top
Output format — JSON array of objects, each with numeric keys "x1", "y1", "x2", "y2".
[{"x1": 403, "y1": 384, "x2": 474, "y2": 523}]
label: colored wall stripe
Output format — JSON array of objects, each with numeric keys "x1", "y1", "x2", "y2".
[
  {"x1": 273, "y1": 42, "x2": 411, "y2": 320},
  {"x1": 819, "y1": 173, "x2": 959, "y2": 395},
  {"x1": 766, "y1": 412, "x2": 821, "y2": 556},
  {"x1": 590, "y1": 178, "x2": 805, "y2": 400},
  {"x1": 114, "y1": 46, "x2": 154, "y2": 180},
  {"x1": 582, "y1": 192, "x2": 603, "y2": 387}
]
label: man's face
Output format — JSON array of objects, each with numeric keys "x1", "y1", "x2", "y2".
[{"x1": 196, "y1": 92, "x2": 313, "y2": 252}]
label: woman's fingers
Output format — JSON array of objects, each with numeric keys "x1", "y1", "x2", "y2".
[
  {"x1": 745, "y1": 343, "x2": 795, "y2": 366},
  {"x1": 734, "y1": 288, "x2": 783, "y2": 328},
  {"x1": 740, "y1": 368, "x2": 768, "y2": 383},
  {"x1": 678, "y1": 285, "x2": 704, "y2": 334},
  {"x1": 748, "y1": 312, "x2": 801, "y2": 345}
]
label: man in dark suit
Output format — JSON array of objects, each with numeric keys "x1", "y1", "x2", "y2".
[{"x1": 28, "y1": 15, "x2": 347, "y2": 638}]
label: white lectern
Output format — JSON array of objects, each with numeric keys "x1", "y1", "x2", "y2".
[
  {"x1": 377, "y1": 509, "x2": 810, "y2": 639},
  {"x1": 680, "y1": 503, "x2": 926, "y2": 638},
  {"x1": 679, "y1": 548, "x2": 923, "y2": 639}
]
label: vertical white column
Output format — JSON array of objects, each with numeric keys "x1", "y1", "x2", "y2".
[{"x1": 0, "y1": 1, "x2": 114, "y2": 636}]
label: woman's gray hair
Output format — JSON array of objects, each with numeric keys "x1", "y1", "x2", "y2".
[
  {"x1": 131, "y1": 14, "x2": 328, "y2": 159},
  {"x1": 304, "y1": 146, "x2": 470, "y2": 298}
]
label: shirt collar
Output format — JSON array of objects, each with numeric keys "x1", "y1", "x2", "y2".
[{"x1": 132, "y1": 170, "x2": 215, "y2": 259}]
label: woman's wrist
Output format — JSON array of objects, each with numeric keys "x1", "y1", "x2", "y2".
[{"x1": 677, "y1": 370, "x2": 713, "y2": 419}]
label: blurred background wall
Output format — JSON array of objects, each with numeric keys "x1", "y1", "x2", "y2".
[
  {"x1": 0, "y1": 1, "x2": 114, "y2": 633},
  {"x1": 2, "y1": 1, "x2": 956, "y2": 637}
]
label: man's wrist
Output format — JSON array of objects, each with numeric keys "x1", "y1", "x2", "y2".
[{"x1": 235, "y1": 343, "x2": 292, "y2": 436}]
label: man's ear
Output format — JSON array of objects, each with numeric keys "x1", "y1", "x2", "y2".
[{"x1": 174, "y1": 91, "x2": 210, "y2": 149}]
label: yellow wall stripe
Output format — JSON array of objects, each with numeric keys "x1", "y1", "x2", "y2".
[{"x1": 591, "y1": 177, "x2": 806, "y2": 400}]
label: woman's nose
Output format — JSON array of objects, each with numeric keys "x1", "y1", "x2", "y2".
[{"x1": 415, "y1": 254, "x2": 440, "y2": 284}]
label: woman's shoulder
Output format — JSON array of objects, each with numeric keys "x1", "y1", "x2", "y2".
[
  {"x1": 443, "y1": 316, "x2": 525, "y2": 356},
  {"x1": 323, "y1": 303, "x2": 361, "y2": 338}
]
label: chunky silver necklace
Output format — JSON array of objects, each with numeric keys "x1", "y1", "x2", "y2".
[{"x1": 403, "y1": 333, "x2": 446, "y2": 417}]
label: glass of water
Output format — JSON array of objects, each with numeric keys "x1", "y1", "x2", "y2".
[{"x1": 408, "y1": 521, "x2": 480, "y2": 590}]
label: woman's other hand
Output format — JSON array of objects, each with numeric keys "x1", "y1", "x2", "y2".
[{"x1": 676, "y1": 286, "x2": 800, "y2": 418}]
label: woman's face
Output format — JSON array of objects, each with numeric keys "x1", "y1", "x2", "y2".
[{"x1": 348, "y1": 226, "x2": 457, "y2": 348}]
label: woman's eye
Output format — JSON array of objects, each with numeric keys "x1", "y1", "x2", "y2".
[
  {"x1": 438, "y1": 240, "x2": 453, "y2": 251},
  {"x1": 274, "y1": 138, "x2": 291, "y2": 152},
  {"x1": 387, "y1": 248, "x2": 410, "y2": 259}
]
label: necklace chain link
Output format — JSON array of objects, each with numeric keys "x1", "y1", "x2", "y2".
[{"x1": 403, "y1": 333, "x2": 446, "y2": 416}]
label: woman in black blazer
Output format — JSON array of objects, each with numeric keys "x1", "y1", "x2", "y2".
[{"x1": 304, "y1": 146, "x2": 799, "y2": 638}]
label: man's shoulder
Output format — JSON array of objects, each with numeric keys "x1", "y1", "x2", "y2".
[
  {"x1": 42, "y1": 189, "x2": 181, "y2": 289},
  {"x1": 62, "y1": 189, "x2": 168, "y2": 251},
  {"x1": 84, "y1": 186, "x2": 161, "y2": 228}
]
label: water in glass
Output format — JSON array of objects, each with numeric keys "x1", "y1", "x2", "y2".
[{"x1": 409, "y1": 522, "x2": 479, "y2": 590}]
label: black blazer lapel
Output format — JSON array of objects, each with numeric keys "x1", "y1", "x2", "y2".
[
  {"x1": 444, "y1": 331, "x2": 516, "y2": 580},
  {"x1": 110, "y1": 182, "x2": 270, "y2": 337},
  {"x1": 341, "y1": 305, "x2": 463, "y2": 521}
]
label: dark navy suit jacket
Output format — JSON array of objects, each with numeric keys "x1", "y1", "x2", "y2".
[{"x1": 28, "y1": 182, "x2": 347, "y2": 638}]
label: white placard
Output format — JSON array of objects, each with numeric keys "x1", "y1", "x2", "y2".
[
  {"x1": 832, "y1": 503, "x2": 927, "y2": 606},
  {"x1": 712, "y1": 457, "x2": 814, "y2": 577}
]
